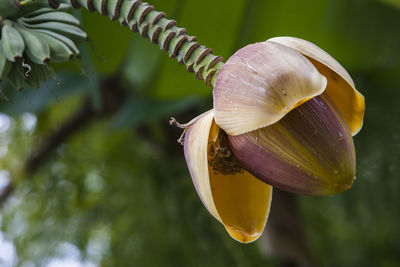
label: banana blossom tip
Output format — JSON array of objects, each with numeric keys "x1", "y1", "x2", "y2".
[{"x1": 174, "y1": 36, "x2": 365, "y2": 243}]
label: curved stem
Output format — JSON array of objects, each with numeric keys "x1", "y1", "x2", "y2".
[{"x1": 5, "y1": 0, "x2": 225, "y2": 87}]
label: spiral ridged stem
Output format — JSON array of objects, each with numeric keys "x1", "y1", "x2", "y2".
[{"x1": 50, "y1": 0, "x2": 224, "y2": 87}]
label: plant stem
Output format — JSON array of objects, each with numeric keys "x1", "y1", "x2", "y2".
[{"x1": 5, "y1": 0, "x2": 225, "y2": 87}]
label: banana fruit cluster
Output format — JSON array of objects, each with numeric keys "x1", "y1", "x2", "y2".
[{"x1": 0, "y1": 4, "x2": 87, "y2": 90}]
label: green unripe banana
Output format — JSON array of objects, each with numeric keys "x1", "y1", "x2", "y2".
[
  {"x1": 0, "y1": 4, "x2": 86, "y2": 90},
  {"x1": 21, "y1": 12, "x2": 81, "y2": 26},
  {"x1": 36, "y1": 32, "x2": 74, "y2": 63},
  {"x1": 18, "y1": 21, "x2": 87, "y2": 43},
  {"x1": 1, "y1": 20, "x2": 25, "y2": 62},
  {"x1": 14, "y1": 23, "x2": 51, "y2": 64},
  {"x1": 0, "y1": 42, "x2": 13, "y2": 81},
  {"x1": 30, "y1": 29, "x2": 80, "y2": 56}
]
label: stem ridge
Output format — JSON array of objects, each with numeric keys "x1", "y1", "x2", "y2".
[{"x1": 72, "y1": 0, "x2": 224, "y2": 87}]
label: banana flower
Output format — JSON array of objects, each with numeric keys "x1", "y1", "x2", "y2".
[{"x1": 180, "y1": 37, "x2": 365, "y2": 243}]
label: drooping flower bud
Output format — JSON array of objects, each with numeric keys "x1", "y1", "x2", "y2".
[
  {"x1": 212, "y1": 37, "x2": 365, "y2": 195},
  {"x1": 180, "y1": 37, "x2": 365, "y2": 243}
]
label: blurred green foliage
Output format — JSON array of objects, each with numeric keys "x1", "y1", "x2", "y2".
[{"x1": 1, "y1": 0, "x2": 400, "y2": 266}]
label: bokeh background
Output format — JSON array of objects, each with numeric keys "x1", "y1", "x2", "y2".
[{"x1": 1, "y1": 0, "x2": 400, "y2": 266}]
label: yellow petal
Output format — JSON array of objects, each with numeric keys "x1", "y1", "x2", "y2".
[
  {"x1": 213, "y1": 41, "x2": 327, "y2": 136},
  {"x1": 267, "y1": 37, "x2": 365, "y2": 135},
  {"x1": 184, "y1": 110, "x2": 273, "y2": 243}
]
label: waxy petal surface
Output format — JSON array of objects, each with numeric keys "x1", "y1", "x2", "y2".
[
  {"x1": 213, "y1": 41, "x2": 327, "y2": 136},
  {"x1": 268, "y1": 37, "x2": 365, "y2": 135},
  {"x1": 184, "y1": 110, "x2": 273, "y2": 243},
  {"x1": 228, "y1": 95, "x2": 355, "y2": 195}
]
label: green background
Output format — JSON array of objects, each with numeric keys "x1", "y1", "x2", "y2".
[{"x1": 0, "y1": 0, "x2": 399, "y2": 266}]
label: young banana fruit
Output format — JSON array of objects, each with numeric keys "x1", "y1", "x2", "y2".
[
  {"x1": 1, "y1": 20, "x2": 25, "y2": 62},
  {"x1": 0, "y1": 4, "x2": 86, "y2": 91},
  {"x1": 19, "y1": 21, "x2": 87, "y2": 43},
  {"x1": 14, "y1": 23, "x2": 51, "y2": 64},
  {"x1": 20, "y1": 12, "x2": 81, "y2": 26},
  {"x1": 0, "y1": 42, "x2": 13, "y2": 81},
  {"x1": 35, "y1": 32, "x2": 74, "y2": 63}
]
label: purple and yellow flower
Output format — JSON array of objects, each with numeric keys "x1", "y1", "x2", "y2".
[{"x1": 182, "y1": 37, "x2": 365, "y2": 243}]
